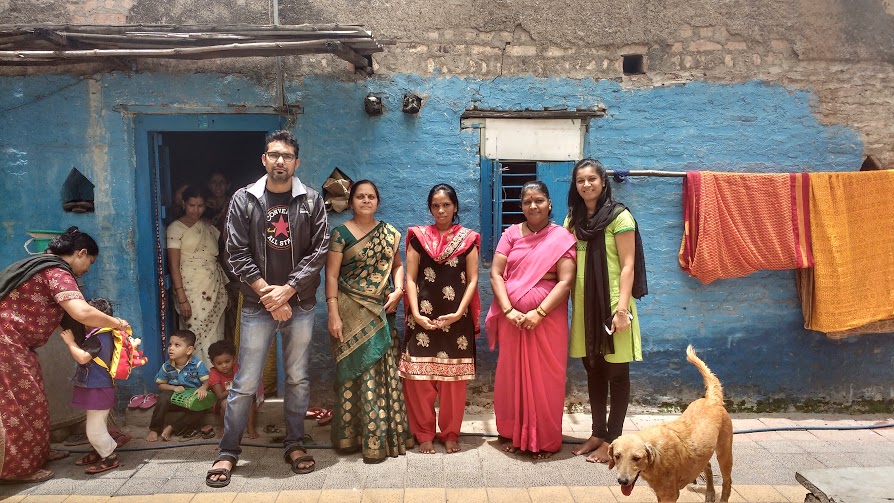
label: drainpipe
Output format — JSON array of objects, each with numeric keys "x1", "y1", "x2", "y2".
[{"x1": 273, "y1": 0, "x2": 286, "y2": 111}]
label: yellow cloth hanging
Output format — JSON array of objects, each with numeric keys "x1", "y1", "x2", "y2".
[{"x1": 804, "y1": 170, "x2": 894, "y2": 333}]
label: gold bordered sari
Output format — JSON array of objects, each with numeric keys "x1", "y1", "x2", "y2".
[{"x1": 329, "y1": 221, "x2": 413, "y2": 459}]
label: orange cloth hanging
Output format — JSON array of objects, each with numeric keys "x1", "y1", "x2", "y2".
[
  {"x1": 679, "y1": 171, "x2": 813, "y2": 284},
  {"x1": 802, "y1": 170, "x2": 894, "y2": 333}
]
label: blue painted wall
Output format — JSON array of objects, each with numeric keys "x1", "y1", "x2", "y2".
[{"x1": 1, "y1": 72, "x2": 888, "y2": 411}]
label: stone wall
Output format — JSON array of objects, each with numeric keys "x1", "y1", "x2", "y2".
[{"x1": 2, "y1": 1, "x2": 892, "y2": 163}]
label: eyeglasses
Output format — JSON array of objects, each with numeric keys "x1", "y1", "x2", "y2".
[{"x1": 265, "y1": 151, "x2": 297, "y2": 162}]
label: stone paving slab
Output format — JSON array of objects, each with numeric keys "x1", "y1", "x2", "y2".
[{"x1": 1, "y1": 413, "x2": 891, "y2": 502}]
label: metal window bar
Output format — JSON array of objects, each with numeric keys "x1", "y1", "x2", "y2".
[{"x1": 499, "y1": 162, "x2": 537, "y2": 232}]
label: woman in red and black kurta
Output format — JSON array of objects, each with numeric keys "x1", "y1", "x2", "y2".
[
  {"x1": 0, "y1": 227, "x2": 128, "y2": 484},
  {"x1": 400, "y1": 184, "x2": 480, "y2": 455}
]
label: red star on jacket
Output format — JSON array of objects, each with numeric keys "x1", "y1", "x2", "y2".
[{"x1": 271, "y1": 214, "x2": 290, "y2": 238}]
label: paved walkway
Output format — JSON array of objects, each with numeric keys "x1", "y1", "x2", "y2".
[{"x1": 2, "y1": 412, "x2": 893, "y2": 502}]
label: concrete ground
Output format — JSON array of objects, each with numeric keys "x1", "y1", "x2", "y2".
[{"x1": 2, "y1": 408, "x2": 893, "y2": 503}]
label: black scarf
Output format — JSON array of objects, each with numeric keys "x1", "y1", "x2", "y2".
[
  {"x1": 0, "y1": 254, "x2": 74, "y2": 301},
  {"x1": 575, "y1": 202, "x2": 649, "y2": 366}
]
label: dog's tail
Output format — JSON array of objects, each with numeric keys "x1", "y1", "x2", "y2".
[{"x1": 686, "y1": 345, "x2": 723, "y2": 403}]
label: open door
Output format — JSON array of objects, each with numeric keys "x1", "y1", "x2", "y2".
[{"x1": 149, "y1": 133, "x2": 177, "y2": 343}]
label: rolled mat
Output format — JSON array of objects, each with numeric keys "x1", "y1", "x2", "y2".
[
  {"x1": 679, "y1": 171, "x2": 813, "y2": 284},
  {"x1": 800, "y1": 170, "x2": 894, "y2": 333}
]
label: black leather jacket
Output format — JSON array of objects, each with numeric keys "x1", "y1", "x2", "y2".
[{"x1": 224, "y1": 175, "x2": 329, "y2": 309}]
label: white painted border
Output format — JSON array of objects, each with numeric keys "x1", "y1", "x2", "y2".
[{"x1": 482, "y1": 118, "x2": 584, "y2": 161}]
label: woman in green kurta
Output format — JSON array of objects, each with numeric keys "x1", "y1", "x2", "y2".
[
  {"x1": 324, "y1": 180, "x2": 413, "y2": 463},
  {"x1": 565, "y1": 159, "x2": 644, "y2": 464}
]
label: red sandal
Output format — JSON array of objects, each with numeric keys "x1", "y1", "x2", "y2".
[
  {"x1": 75, "y1": 451, "x2": 101, "y2": 466},
  {"x1": 317, "y1": 408, "x2": 333, "y2": 426},
  {"x1": 85, "y1": 454, "x2": 119, "y2": 474}
]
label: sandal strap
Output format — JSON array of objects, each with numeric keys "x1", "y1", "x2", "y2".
[{"x1": 283, "y1": 444, "x2": 307, "y2": 463}]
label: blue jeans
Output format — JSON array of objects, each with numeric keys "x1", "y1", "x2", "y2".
[{"x1": 218, "y1": 300, "x2": 315, "y2": 460}]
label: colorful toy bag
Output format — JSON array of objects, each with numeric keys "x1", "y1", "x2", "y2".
[{"x1": 86, "y1": 326, "x2": 148, "y2": 380}]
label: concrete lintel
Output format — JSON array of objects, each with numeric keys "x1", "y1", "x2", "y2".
[{"x1": 113, "y1": 103, "x2": 303, "y2": 117}]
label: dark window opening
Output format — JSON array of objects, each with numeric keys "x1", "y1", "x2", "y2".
[
  {"x1": 623, "y1": 54, "x2": 645, "y2": 75},
  {"x1": 61, "y1": 167, "x2": 95, "y2": 213}
]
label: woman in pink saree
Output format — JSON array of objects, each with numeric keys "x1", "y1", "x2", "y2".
[{"x1": 486, "y1": 181, "x2": 576, "y2": 459}]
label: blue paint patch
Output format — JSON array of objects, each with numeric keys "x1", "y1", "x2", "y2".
[{"x1": 0, "y1": 72, "x2": 885, "y2": 407}]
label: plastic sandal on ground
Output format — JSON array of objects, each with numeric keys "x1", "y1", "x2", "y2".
[
  {"x1": 138, "y1": 393, "x2": 158, "y2": 409},
  {"x1": 305, "y1": 406, "x2": 325, "y2": 419},
  {"x1": 128, "y1": 394, "x2": 145, "y2": 408},
  {"x1": 317, "y1": 408, "x2": 333, "y2": 426}
]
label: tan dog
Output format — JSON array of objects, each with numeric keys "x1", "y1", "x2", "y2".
[{"x1": 608, "y1": 345, "x2": 733, "y2": 502}]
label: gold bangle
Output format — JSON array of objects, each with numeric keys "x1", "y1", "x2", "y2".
[
  {"x1": 326, "y1": 296, "x2": 338, "y2": 303},
  {"x1": 536, "y1": 306, "x2": 548, "y2": 317},
  {"x1": 503, "y1": 305, "x2": 513, "y2": 315}
]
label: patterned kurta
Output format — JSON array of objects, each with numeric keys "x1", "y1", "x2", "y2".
[
  {"x1": 0, "y1": 267, "x2": 83, "y2": 478},
  {"x1": 399, "y1": 239, "x2": 476, "y2": 381}
]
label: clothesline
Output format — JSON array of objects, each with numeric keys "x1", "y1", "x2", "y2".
[{"x1": 607, "y1": 170, "x2": 687, "y2": 178}]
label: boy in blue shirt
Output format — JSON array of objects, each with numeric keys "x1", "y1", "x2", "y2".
[{"x1": 146, "y1": 329, "x2": 210, "y2": 441}]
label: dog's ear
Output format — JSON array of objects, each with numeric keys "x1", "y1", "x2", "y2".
[
  {"x1": 644, "y1": 442, "x2": 658, "y2": 467},
  {"x1": 607, "y1": 442, "x2": 615, "y2": 470}
]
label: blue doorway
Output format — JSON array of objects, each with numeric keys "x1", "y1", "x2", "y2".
[{"x1": 133, "y1": 114, "x2": 285, "y2": 391}]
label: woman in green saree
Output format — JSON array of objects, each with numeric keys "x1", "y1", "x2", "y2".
[{"x1": 325, "y1": 180, "x2": 413, "y2": 463}]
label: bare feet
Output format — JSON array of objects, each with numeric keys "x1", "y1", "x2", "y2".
[
  {"x1": 146, "y1": 431, "x2": 159, "y2": 442},
  {"x1": 572, "y1": 436, "x2": 604, "y2": 456},
  {"x1": 207, "y1": 458, "x2": 233, "y2": 484},
  {"x1": 444, "y1": 440, "x2": 462, "y2": 453},
  {"x1": 160, "y1": 425, "x2": 174, "y2": 442},
  {"x1": 532, "y1": 451, "x2": 555, "y2": 460},
  {"x1": 586, "y1": 442, "x2": 610, "y2": 463},
  {"x1": 246, "y1": 429, "x2": 260, "y2": 440},
  {"x1": 418, "y1": 440, "x2": 436, "y2": 454},
  {"x1": 501, "y1": 441, "x2": 519, "y2": 454}
]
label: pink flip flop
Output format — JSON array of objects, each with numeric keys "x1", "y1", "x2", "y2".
[
  {"x1": 138, "y1": 393, "x2": 158, "y2": 410},
  {"x1": 317, "y1": 409, "x2": 333, "y2": 426},
  {"x1": 128, "y1": 394, "x2": 146, "y2": 409},
  {"x1": 305, "y1": 406, "x2": 324, "y2": 419}
]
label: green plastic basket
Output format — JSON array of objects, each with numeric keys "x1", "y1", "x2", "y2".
[{"x1": 170, "y1": 389, "x2": 217, "y2": 411}]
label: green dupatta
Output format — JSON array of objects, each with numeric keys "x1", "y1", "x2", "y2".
[{"x1": 331, "y1": 221, "x2": 400, "y2": 382}]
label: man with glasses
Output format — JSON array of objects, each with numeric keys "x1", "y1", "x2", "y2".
[{"x1": 207, "y1": 130, "x2": 328, "y2": 487}]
